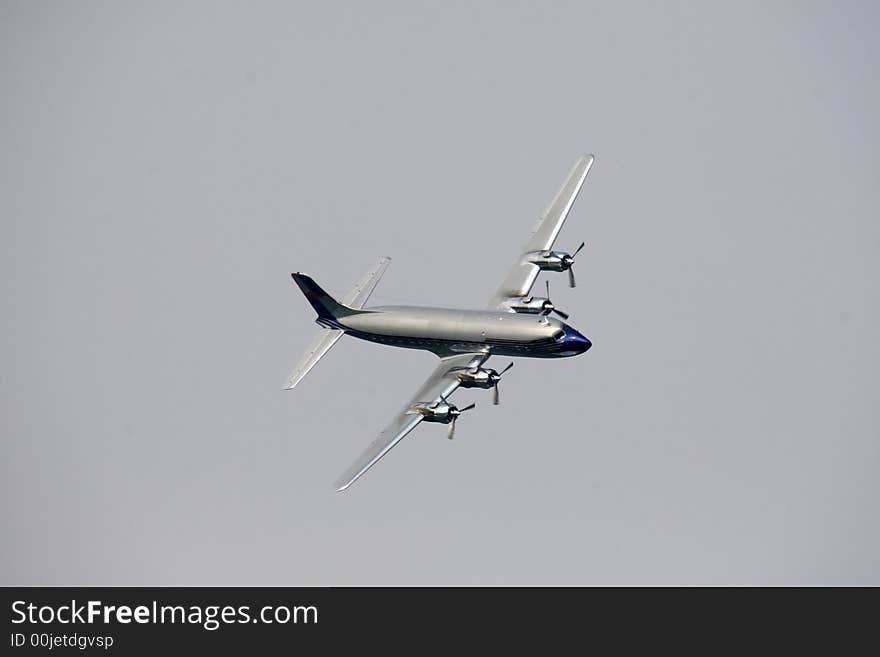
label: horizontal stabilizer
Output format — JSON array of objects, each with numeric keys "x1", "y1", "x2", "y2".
[
  {"x1": 284, "y1": 328, "x2": 343, "y2": 390},
  {"x1": 342, "y1": 256, "x2": 391, "y2": 309}
]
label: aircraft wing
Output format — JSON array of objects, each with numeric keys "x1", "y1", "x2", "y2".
[
  {"x1": 334, "y1": 352, "x2": 488, "y2": 491},
  {"x1": 487, "y1": 154, "x2": 594, "y2": 309}
]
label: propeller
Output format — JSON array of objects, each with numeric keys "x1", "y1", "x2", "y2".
[
  {"x1": 563, "y1": 241, "x2": 586, "y2": 288},
  {"x1": 541, "y1": 280, "x2": 570, "y2": 320},
  {"x1": 491, "y1": 362, "x2": 514, "y2": 405},
  {"x1": 448, "y1": 402, "x2": 476, "y2": 440}
]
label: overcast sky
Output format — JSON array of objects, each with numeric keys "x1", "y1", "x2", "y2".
[{"x1": 2, "y1": 1, "x2": 878, "y2": 584}]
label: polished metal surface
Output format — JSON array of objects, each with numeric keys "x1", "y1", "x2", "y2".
[
  {"x1": 451, "y1": 362, "x2": 513, "y2": 405},
  {"x1": 287, "y1": 155, "x2": 597, "y2": 491},
  {"x1": 406, "y1": 398, "x2": 476, "y2": 441},
  {"x1": 506, "y1": 296, "x2": 553, "y2": 314},
  {"x1": 332, "y1": 304, "x2": 570, "y2": 358}
]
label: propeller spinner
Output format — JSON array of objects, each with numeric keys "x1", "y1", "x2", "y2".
[
  {"x1": 563, "y1": 241, "x2": 586, "y2": 288},
  {"x1": 541, "y1": 280, "x2": 570, "y2": 320},
  {"x1": 491, "y1": 362, "x2": 514, "y2": 405},
  {"x1": 447, "y1": 402, "x2": 475, "y2": 439}
]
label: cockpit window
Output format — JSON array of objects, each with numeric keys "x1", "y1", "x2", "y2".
[{"x1": 553, "y1": 328, "x2": 565, "y2": 342}]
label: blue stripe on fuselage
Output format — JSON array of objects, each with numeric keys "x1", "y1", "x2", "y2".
[{"x1": 319, "y1": 317, "x2": 591, "y2": 358}]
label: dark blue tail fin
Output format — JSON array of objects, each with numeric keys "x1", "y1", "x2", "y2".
[{"x1": 291, "y1": 273, "x2": 352, "y2": 321}]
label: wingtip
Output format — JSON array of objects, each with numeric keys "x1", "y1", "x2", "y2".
[
  {"x1": 283, "y1": 375, "x2": 300, "y2": 391},
  {"x1": 373, "y1": 256, "x2": 392, "y2": 270}
]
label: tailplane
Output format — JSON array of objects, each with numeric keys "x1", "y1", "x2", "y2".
[{"x1": 285, "y1": 258, "x2": 390, "y2": 390}]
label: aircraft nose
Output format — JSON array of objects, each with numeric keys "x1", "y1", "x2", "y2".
[
  {"x1": 563, "y1": 326, "x2": 592, "y2": 353},
  {"x1": 575, "y1": 334, "x2": 592, "y2": 352}
]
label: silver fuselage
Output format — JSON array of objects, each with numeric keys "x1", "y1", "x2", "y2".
[{"x1": 320, "y1": 305, "x2": 592, "y2": 358}]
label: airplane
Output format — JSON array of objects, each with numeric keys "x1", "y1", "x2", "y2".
[{"x1": 285, "y1": 155, "x2": 595, "y2": 491}]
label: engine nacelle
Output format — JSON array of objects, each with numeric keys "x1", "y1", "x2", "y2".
[
  {"x1": 525, "y1": 250, "x2": 573, "y2": 272},
  {"x1": 508, "y1": 296, "x2": 553, "y2": 314},
  {"x1": 450, "y1": 362, "x2": 513, "y2": 406},
  {"x1": 407, "y1": 401, "x2": 456, "y2": 424},
  {"x1": 408, "y1": 399, "x2": 476, "y2": 439},
  {"x1": 452, "y1": 367, "x2": 495, "y2": 390}
]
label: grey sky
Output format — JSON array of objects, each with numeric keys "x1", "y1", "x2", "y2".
[{"x1": 2, "y1": 1, "x2": 878, "y2": 584}]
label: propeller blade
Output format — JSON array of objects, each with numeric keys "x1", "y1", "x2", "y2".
[
  {"x1": 448, "y1": 417, "x2": 456, "y2": 440},
  {"x1": 552, "y1": 308, "x2": 570, "y2": 320},
  {"x1": 499, "y1": 362, "x2": 514, "y2": 376},
  {"x1": 568, "y1": 267, "x2": 576, "y2": 288},
  {"x1": 459, "y1": 403, "x2": 476, "y2": 412},
  {"x1": 493, "y1": 383, "x2": 499, "y2": 405},
  {"x1": 541, "y1": 280, "x2": 555, "y2": 313},
  {"x1": 572, "y1": 241, "x2": 585, "y2": 258}
]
